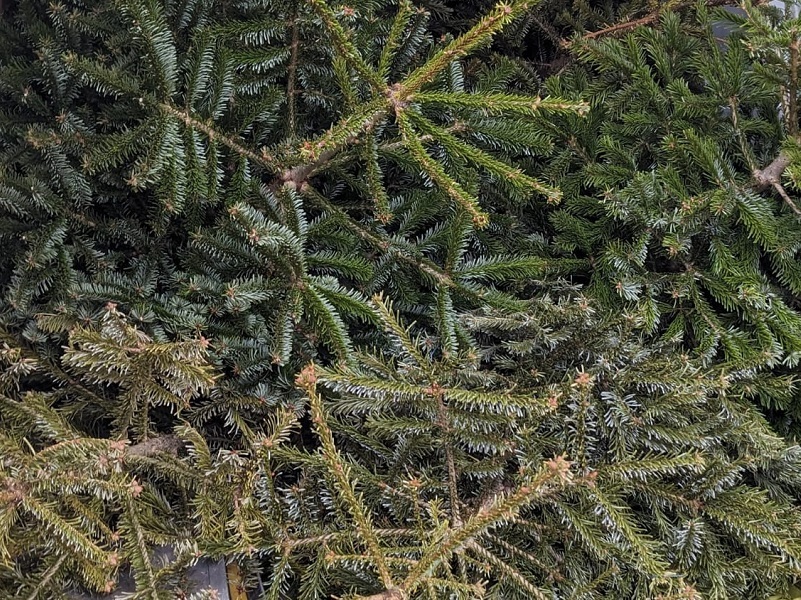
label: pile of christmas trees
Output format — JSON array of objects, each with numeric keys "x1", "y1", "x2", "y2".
[{"x1": 2, "y1": 0, "x2": 801, "y2": 598}]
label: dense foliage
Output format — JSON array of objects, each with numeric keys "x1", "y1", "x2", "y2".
[
  {"x1": 539, "y1": 4, "x2": 801, "y2": 432},
  {"x1": 1, "y1": 0, "x2": 801, "y2": 599}
]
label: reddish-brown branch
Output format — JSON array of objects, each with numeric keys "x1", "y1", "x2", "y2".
[
  {"x1": 563, "y1": 0, "x2": 767, "y2": 47},
  {"x1": 287, "y1": 10, "x2": 300, "y2": 139},
  {"x1": 790, "y1": 38, "x2": 799, "y2": 136}
]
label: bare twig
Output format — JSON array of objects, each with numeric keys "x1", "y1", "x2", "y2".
[
  {"x1": 771, "y1": 180, "x2": 801, "y2": 215},
  {"x1": 24, "y1": 555, "x2": 66, "y2": 600}
]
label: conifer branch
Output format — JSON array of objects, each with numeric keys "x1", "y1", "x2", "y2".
[
  {"x1": 406, "y1": 109, "x2": 562, "y2": 202},
  {"x1": 435, "y1": 391, "x2": 461, "y2": 525},
  {"x1": 0, "y1": 329, "x2": 111, "y2": 410},
  {"x1": 287, "y1": 8, "x2": 300, "y2": 139},
  {"x1": 357, "y1": 591, "x2": 406, "y2": 600},
  {"x1": 753, "y1": 151, "x2": 801, "y2": 215},
  {"x1": 466, "y1": 541, "x2": 550, "y2": 600},
  {"x1": 300, "y1": 184, "x2": 487, "y2": 302},
  {"x1": 122, "y1": 495, "x2": 160, "y2": 600},
  {"x1": 562, "y1": 0, "x2": 764, "y2": 47},
  {"x1": 370, "y1": 293, "x2": 428, "y2": 367},
  {"x1": 378, "y1": 0, "x2": 414, "y2": 80},
  {"x1": 771, "y1": 178, "x2": 801, "y2": 215},
  {"x1": 414, "y1": 92, "x2": 587, "y2": 117},
  {"x1": 363, "y1": 132, "x2": 392, "y2": 220},
  {"x1": 754, "y1": 154, "x2": 791, "y2": 189},
  {"x1": 299, "y1": 365, "x2": 396, "y2": 590},
  {"x1": 789, "y1": 37, "x2": 799, "y2": 137},
  {"x1": 280, "y1": 149, "x2": 339, "y2": 189},
  {"x1": 306, "y1": 0, "x2": 385, "y2": 92},
  {"x1": 24, "y1": 554, "x2": 66, "y2": 600},
  {"x1": 160, "y1": 103, "x2": 282, "y2": 173},
  {"x1": 396, "y1": 110, "x2": 489, "y2": 227},
  {"x1": 401, "y1": 0, "x2": 541, "y2": 95},
  {"x1": 401, "y1": 459, "x2": 573, "y2": 594}
]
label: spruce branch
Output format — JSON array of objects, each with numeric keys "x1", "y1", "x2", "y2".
[
  {"x1": 413, "y1": 92, "x2": 587, "y2": 117},
  {"x1": 306, "y1": 0, "x2": 385, "y2": 92},
  {"x1": 753, "y1": 150, "x2": 801, "y2": 215},
  {"x1": 160, "y1": 103, "x2": 282, "y2": 173},
  {"x1": 435, "y1": 390, "x2": 462, "y2": 526},
  {"x1": 378, "y1": 0, "x2": 414, "y2": 80},
  {"x1": 357, "y1": 590, "x2": 406, "y2": 600},
  {"x1": 396, "y1": 110, "x2": 489, "y2": 227},
  {"x1": 362, "y1": 131, "x2": 392, "y2": 220},
  {"x1": 406, "y1": 109, "x2": 561, "y2": 202},
  {"x1": 789, "y1": 36, "x2": 799, "y2": 137},
  {"x1": 299, "y1": 364, "x2": 396, "y2": 591},
  {"x1": 370, "y1": 293, "x2": 428, "y2": 367},
  {"x1": 400, "y1": 458, "x2": 573, "y2": 594},
  {"x1": 22, "y1": 496, "x2": 110, "y2": 566},
  {"x1": 23, "y1": 554, "x2": 66, "y2": 600},
  {"x1": 401, "y1": 0, "x2": 542, "y2": 95},
  {"x1": 466, "y1": 541, "x2": 550, "y2": 600},
  {"x1": 300, "y1": 184, "x2": 487, "y2": 301},
  {"x1": 770, "y1": 177, "x2": 801, "y2": 216},
  {"x1": 286, "y1": 7, "x2": 300, "y2": 139},
  {"x1": 0, "y1": 329, "x2": 111, "y2": 410},
  {"x1": 121, "y1": 495, "x2": 160, "y2": 600},
  {"x1": 563, "y1": 0, "x2": 767, "y2": 47},
  {"x1": 291, "y1": 99, "x2": 389, "y2": 164},
  {"x1": 281, "y1": 149, "x2": 340, "y2": 190}
]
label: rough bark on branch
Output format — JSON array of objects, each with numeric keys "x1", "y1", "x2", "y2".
[
  {"x1": 753, "y1": 153, "x2": 801, "y2": 216},
  {"x1": 357, "y1": 589, "x2": 405, "y2": 600},
  {"x1": 754, "y1": 153, "x2": 792, "y2": 190},
  {"x1": 127, "y1": 434, "x2": 184, "y2": 457}
]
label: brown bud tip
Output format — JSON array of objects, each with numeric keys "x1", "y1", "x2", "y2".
[{"x1": 295, "y1": 363, "x2": 318, "y2": 389}]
